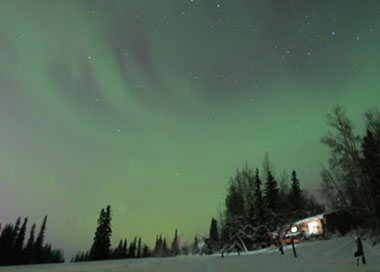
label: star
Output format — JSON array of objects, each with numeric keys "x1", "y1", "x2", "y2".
[
  {"x1": 116, "y1": 129, "x2": 121, "y2": 133},
  {"x1": 331, "y1": 31, "x2": 335, "y2": 36},
  {"x1": 88, "y1": 55, "x2": 92, "y2": 60}
]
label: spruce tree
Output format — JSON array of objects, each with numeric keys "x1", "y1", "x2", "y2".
[
  {"x1": 289, "y1": 170, "x2": 303, "y2": 220},
  {"x1": 154, "y1": 235, "x2": 159, "y2": 254},
  {"x1": 154, "y1": 234, "x2": 163, "y2": 256},
  {"x1": 114, "y1": 240, "x2": 123, "y2": 259},
  {"x1": 24, "y1": 223, "x2": 36, "y2": 264},
  {"x1": 14, "y1": 217, "x2": 28, "y2": 263},
  {"x1": 122, "y1": 239, "x2": 128, "y2": 258},
  {"x1": 171, "y1": 229, "x2": 179, "y2": 256},
  {"x1": 208, "y1": 218, "x2": 219, "y2": 251},
  {"x1": 0, "y1": 224, "x2": 15, "y2": 265},
  {"x1": 192, "y1": 235, "x2": 199, "y2": 255},
  {"x1": 137, "y1": 237, "x2": 141, "y2": 258},
  {"x1": 90, "y1": 208, "x2": 104, "y2": 260},
  {"x1": 34, "y1": 215, "x2": 48, "y2": 263},
  {"x1": 162, "y1": 238, "x2": 167, "y2": 256},
  {"x1": 128, "y1": 237, "x2": 136, "y2": 258},
  {"x1": 142, "y1": 244, "x2": 149, "y2": 257},
  {"x1": 253, "y1": 168, "x2": 264, "y2": 226},
  {"x1": 264, "y1": 170, "x2": 279, "y2": 230},
  {"x1": 90, "y1": 205, "x2": 112, "y2": 260}
]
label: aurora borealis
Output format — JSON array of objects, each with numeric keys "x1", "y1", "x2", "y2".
[{"x1": 1, "y1": 0, "x2": 380, "y2": 260}]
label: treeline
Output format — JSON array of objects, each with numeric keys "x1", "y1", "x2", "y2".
[
  {"x1": 0, "y1": 215, "x2": 64, "y2": 266},
  {"x1": 320, "y1": 105, "x2": 380, "y2": 228},
  {"x1": 204, "y1": 161, "x2": 324, "y2": 254},
  {"x1": 73, "y1": 206, "x2": 184, "y2": 262}
]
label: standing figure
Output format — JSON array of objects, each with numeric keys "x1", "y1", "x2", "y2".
[
  {"x1": 279, "y1": 242, "x2": 284, "y2": 255},
  {"x1": 354, "y1": 235, "x2": 366, "y2": 266}
]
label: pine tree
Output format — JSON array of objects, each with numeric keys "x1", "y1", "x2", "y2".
[
  {"x1": 0, "y1": 224, "x2": 15, "y2": 265},
  {"x1": 289, "y1": 170, "x2": 303, "y2": 220},
  {"x1": 192, "y1": 235, "x2": 199, "y2": 255},
  {"x1": 14, "y1": 217, "x2": 28, "y2": 264},
  {"x1": 162, "y1": 238, "x2": 167, "y2": 256},
  {"x1": 128, "y1": 237, "x2": 136, "y2": 258},
  {"x1": 90, "y1": 205, "x2": 112, "y2": 260},
  {"x1": 208, "y1": 218, "x2": 219, "y2": 251},
  {"x1": 225, "y1": 171, "x2": 245, "y2": 219},
  {"x1": 171, "y1": 229, "x2": 179, "y2": 256},
  {"x1": 113, "y1": 240, "x2": 123, "y2": 259},
  {"x1": 142, "y1": 244, "x2": 149, "y2": 257},
  {"x1": 154, "y1": 234, "x2": 163, "y2": 256},
  {"x1": 154, "y1": 235, "x2": 159, "y2": 254},
  {"x1": 6, "y1": 218, "x2": 21, "y2": 265},
  {"x1": 264, "y1": 170, "x2": 279, "y2": 230},
  {"x1": 24, "y1": 223, "x2": 36, "y2": 264},
  {"x1": 253, "y1": 168, "x2": 264, "y2": 226},
  {"x1": 33, "y1": 215, "x2": 47, "y2": 263},
  {"x1": 137, "y1": 237, "x2": 142, "y2": 258},
  {"x1": 102, "y1": 205, "x2": 112, "y2": 258},
  {"x1": 122, "y1": 239, "x2": 128, "y2": 258}
]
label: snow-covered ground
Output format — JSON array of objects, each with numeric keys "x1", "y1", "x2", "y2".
[{"x1": 1, "y1": 236, "x2": 379, "y2": 271}]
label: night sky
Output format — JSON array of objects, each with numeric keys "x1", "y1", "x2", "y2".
[{"x1": 1, "y1": 0, "x2": 380, "y2": 260}]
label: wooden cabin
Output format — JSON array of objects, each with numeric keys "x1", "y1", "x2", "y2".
[{"x1": 284, "y1": 209, "x2": 360, "y2": 241}]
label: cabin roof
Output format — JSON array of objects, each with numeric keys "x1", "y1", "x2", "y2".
[{"x1": 293, "y1": 209, "x2": 340, "y2": 225}]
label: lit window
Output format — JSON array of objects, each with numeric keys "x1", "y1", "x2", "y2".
[{"x1": 308, "y1": 221, "x2": 318, "y2": 234}]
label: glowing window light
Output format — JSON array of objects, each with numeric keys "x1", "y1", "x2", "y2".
[
  {"x1": 291, "y1": 226, "x2": 297, "y2": 233},
  {"x1": 308, "y1": 221, "x2": 318, "y2": 234}
]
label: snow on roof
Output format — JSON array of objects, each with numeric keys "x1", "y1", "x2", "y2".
[
  {"x1": 293, "y1": 210, "x2": 340, "y2": 225},
  {"x1": 294, "y1": 214, "x2": 324, "y2": 225}
]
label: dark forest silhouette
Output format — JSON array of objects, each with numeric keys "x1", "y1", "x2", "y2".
[
  {"x1": 204, "y1": 166, "x2": 324, "y2": 254},
  {"x1": 72, "y1": 206, "x2": 183, "y2": 262},
  {"x1": 0, "y1": 215, "x2": 64, "y2": 266}
]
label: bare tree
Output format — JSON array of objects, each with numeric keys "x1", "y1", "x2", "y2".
[{"x1": 321, "y1": 105, "x2": 374, "y2": 214}]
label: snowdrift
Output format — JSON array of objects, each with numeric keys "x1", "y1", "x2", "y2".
[{"x1": 0, "y1": 236, "x2": 379, "y2": 272}]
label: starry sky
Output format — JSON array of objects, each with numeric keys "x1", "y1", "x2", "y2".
[{"x1": 0, "y1": 0, "x2": 380, "y2": 260}]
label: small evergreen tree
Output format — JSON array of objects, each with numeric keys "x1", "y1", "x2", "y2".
[
  {"x1": 208, "y1": 218, "x2": 219, "y2": 251},
  {"x1": 171, "y1": 229, "x2": 179, "y2": 256},
  {"x1": 162, "y1": 238, "x2": 168, "y2": 256},
  {"x1": 122, "y1": 239, "x2": 128, "y2": 258},
  {"x1": 142, "y1": 244, "x2": 149, "y2": 257},
  {"x1": 137, "y1": 237, "x2": 142, "y2": 258},
  {"x1": 192, "y1": 235, "x2": 199, "y2": 255},
  {"x1": 128, "y1": 237, "x2": 136, "y2": 258}
]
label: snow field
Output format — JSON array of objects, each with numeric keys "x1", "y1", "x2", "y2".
[{"x1": 0, "y1": 236, "x2": 379, "y2": 272}]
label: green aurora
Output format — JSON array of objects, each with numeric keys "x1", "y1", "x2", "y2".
[{"x1": 0, "y1": 0, "x2": 379, "y2": 259}]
